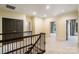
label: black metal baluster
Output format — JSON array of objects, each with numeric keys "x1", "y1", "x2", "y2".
[
  {"x1": 31, "y1": 32, "x2": 32, "y2": 53},
  {"x1": 2, "y1": 43, "x2": 3, "y2": 54},
  {"x1": 32, "y1": 37, "x2": 34, "y2": 54},
  {"x1": 34, "y1": 36, "x2": 35, "y2": 54},
  {"x1": 31, "y1": 32, "x2": 32, "y2": 44},
  {"x1": 26, "y1": 38, "x2": 27, "y2": 53},
  {"x1": 37, "y1": 35, "x2": 40, "y2": 53},
  {"x1": 5, "y1": 44, "x2": 6, "y2": 53},
  {"x1": 41, "y1": 34, "x2": 42, "y2": 50},
  {"x1": 40, "y1": 34, "x2": 41, "y2": 51},
  {"x1": 30, "y1": 32, "x2": 32, "y2": 53},
  {"x1": 29, "y1": 37, "x2": 31, "y2": 54},
  {"x1": 35, "y1": 36, "x2": 37, "y2": 54},
  {"x1": 23, "y1": 39, "x2": 24, "y2": 53},
  {"x1": 34, "y1": 36, "x2": 37, "y2": 54},
  {"x1": 42, "y1": 34, "x2": 43, "y2": 51},
  {"x1": 44, "y1": 34, "x2": 45, "y2": 51},
  {"x1": 42, "y1": 34, "x2": 43, "y2": 50},
  {"x1": 7, "y1": 43, "x2": 9, "y2": 53},
  {"x1": 16, "y1": 40, "x2": 17, "y2": 54},
  {"x1": 12, "y1": 41, "x2": 13, "y2": 54},
  {"x1": 31, "y1": 36, "x2": 32, "y2": 45},
  {"x1": 43, "y1": 34, "x2": 45, "y2": 50},
  {"x1": 10, "y1": 43, "x2": 11, "y2": 54},
  {"x1": 33, "y1": 36, "x2": 35, "y2": 54},
  {"x1": 42, "y1": 34, "x2": 44, "y2": 50},
  {"x1": 9, "y1": 43, "x2": 10, "y2": 53},
  {"x1": 20, "y1": 40, "x2": 21, "y2": 54},
  {"x1": 9, "y1": 42, "x2": 11, "y2": 53},
  {"x1": 37, "y1": 36, "x2": 39, "y2": 54}
]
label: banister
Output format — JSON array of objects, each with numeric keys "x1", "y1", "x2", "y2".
[
  {"x1": 0, "y1": 33, "x2": 41, "y2": 43},
  {"x1": 0, "y1": 31, "x2": 32, "y2": 35},
  {"x1": 0, "y1": 32, "x2": 46, "y2": 54},
  {"x1": 25, "y1": 33, "x2": 45, "y2": 54}
]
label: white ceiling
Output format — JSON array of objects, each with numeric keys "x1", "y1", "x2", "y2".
[{"x1": 0, "y1": 4, "x2": 78, "y2": 17}]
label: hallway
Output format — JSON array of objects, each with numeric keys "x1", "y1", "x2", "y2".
[
  {"x1": 0, "y1": 4, "x2": 79, "y2": 54},
  {"x1": 45, "y1": 35, "x2": 79, "y2": 54}
]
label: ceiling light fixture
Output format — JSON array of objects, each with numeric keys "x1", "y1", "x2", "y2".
[
  {"x1": 43, "y1": 14, "x2": 47, "y2": 17},
  {"x1": 46, "y1": 5, "x2": 50, "y2": 10},
  {"x1": 62, "y1": 10, "x2": 65, "y2": 12},
  {"x1": 33, "y1": 11, "x2": 37, "y2": 16}
]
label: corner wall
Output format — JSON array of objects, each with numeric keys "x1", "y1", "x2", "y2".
[{"x1": 56, "y1": 11, "x2": 78, "y2": 40}]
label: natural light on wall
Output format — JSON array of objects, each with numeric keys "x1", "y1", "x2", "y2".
[{"x1": 34, "y1": 17, "x2": 44, "y2": 34}]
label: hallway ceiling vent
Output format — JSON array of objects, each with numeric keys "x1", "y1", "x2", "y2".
[{"x1": 6, "y1": 4, "x2": 16, "y2": 10}]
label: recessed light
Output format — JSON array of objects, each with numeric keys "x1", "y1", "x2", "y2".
[
  {"x1": 46, "y1": 5, "x2": 50, "y2": 10},
  {"x1": 62, "y1": 10, "x2": 65, "y2": 12},
  {"x1": 33, "y1": 11, "x2": 37, "y2": 16},
  {"x1": 43, "y1": 14, "x2": 47, "y2": 17}
]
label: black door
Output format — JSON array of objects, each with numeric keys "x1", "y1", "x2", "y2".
[{"x1": 2, "y1": 18, "x2": 23, "y2": 41}]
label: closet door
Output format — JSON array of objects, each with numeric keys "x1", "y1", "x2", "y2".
[
  {"x1": 2, "y1": 18, "x2": 23, "y2": 41},
  {"x1": 2, "y1": 18, "x2": 16, "y2": 40},
  {"x1": 15, "y1": 20, "x2": 23, "y2": 38}
]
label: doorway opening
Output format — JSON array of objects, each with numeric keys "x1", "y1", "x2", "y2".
[
  {"x1": 66, "y1": 19, "x2": 78, "y2": 46},
  {"x1": 50, "y1": 22, "x2": 56, "y2": 40}
]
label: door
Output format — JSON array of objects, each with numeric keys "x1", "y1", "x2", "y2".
[
  {"x1": 66, "y1": 19, "x2": 77, "y2": 40},
  {"x1": 50, "y1": 22, "x2": 56, "y2": 33},
  {"x1": 50, "y1": 22, "x2": 56, "y2": 39},
  {"x1": 15, "y1": 20, "x2": 23, "y2": 38},
  {"x1": 2, "y1": 18, "x2": 23, "y2": 41}
]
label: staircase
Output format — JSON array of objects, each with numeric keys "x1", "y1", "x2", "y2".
[{"x1": 0, "y1": 32, "x2": 46, "y2": 54}]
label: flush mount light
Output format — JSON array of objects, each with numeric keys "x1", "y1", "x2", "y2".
[
  {"x1": 46, "y1": 5, "x2": 50, "y2": 10},
  {"x1": 33, "y1": 11, "x2": 37, "y2": 16}
]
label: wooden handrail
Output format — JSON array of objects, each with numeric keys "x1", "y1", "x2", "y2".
[
  {"x1": 0, "y1": 33, "x2": 42, "y2": 43},
  {"x1": 0, "y1": 31, "x2": 32, "y2": 35}
]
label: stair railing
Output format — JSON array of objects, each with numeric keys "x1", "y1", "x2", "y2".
[{"x1": 0, "y1": 32, "x2": 45, "y2": 54}]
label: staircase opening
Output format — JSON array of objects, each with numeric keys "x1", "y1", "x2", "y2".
[
  {"x1": 0, "y1": 32, "x2": 46, "y2": 54},
  {"x1": 66, "y1": 19, "x2": 78, "y2": 47}
]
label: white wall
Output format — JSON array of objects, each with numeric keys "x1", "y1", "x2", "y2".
[
  {"x1": 0, "y1": 18, "x2": 2, "y2": 40},
  {"x1": 0, "y1": 9, "x2": 29, "y2": 40},
  {"x1": 56, "y1": 11, "x2": 77, "y2": 40},
  {"x1": 34, "y1": 17, "x2": 44, "y2": 34},
  {"x1": 44, "y1": 18, "x2": 56, "y2": 37},
  {"x1": 34, "y1": 17, "x2": 56, "y2": 37}
]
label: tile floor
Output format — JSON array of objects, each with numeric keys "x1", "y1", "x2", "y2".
[{"x1": 45, "y1": 34, "x2": 79, "y2": 54}]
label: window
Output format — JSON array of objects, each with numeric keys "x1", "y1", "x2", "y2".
[{"x1": 50, "y1": 22, "x2": 56, "y2": 33}]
